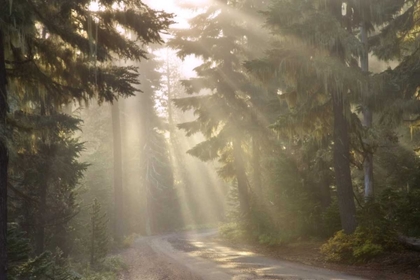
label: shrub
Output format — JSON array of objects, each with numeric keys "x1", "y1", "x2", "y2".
[
  {"x1": 321, "y1": 228, "x2": 387, "y2": 263},
  {"x1": 122, "y1": 233, "x2": 138, "y2": 248},
  {"x1": 321, "y1": 200, "x2": 342, "y2": 237},
  {"x1": 78, "y1": 256, "x2": 127, "y2": 280},
  {"x1": 219, "y1": 222, "x2": 249, "y2": 242},
  {"x1": 321, "y1": 202, "x2": 400, "y2": 263},
  {"x1": 258, "y1": 233, "x2": 285, "y2": 246},
  {"x1": 99, "y1": 256, "x2": 127, "y2": 273},
  {"x1": 320, "y1": 230, "x2": 354, "y2": 262},
  {"x1": 379, "y1": 188, "x2": 420, "y2": 237}
]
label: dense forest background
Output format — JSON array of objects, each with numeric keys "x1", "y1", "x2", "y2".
[{"x1": 2, "y1": 0, "x2": 420, "y2": 279}]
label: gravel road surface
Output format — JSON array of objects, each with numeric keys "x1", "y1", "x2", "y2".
[{"x1": 119, "y1": 230, "x2": 365, "y2": 280}]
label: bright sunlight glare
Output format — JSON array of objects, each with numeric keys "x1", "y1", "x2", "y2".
[{"x1": 88, "y1": 1, "x2": 100, "y2": 12}]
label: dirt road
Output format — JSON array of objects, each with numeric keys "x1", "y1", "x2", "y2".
[{"x1": 119, "y1": 230, "x2": 365, "y2": 280}]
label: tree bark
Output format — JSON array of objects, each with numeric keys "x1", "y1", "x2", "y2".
[
  {"x1": 0, "y1": 28, "x2": 8, "y2": 280},
  {"x1": 35, "y1": 177, "x2": 47, "y2": 255},
  {"x1": 233, "y1": 139, "x2": 249, "y2": 216},
  {"x1": 360, "y1": 16, "x2": 374, "y2": 201},
  {"x1": 35, "y1": 101, "x2": 48, "y2": 255},
  {"x1": 112, "y1": 102, "x2": 124, "y2": 242},
  {"x1": 332, "y1": 91, "x2": 357, "y2": 234},
  {"x1": 318, "y1": 159, "x2": 332, "y2": 210},
  {"x1": 252, "y1": 136, "x2": 262, "y2": 198}
]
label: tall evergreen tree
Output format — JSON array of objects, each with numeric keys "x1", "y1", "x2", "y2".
[
  {"x1": 245, "y1": 0, "x2": 412, "y2": 232},
  {"x1": 90, "y1": 198, "x2": 108, "y2": 266},
  {"x1": 0, "y1": 27, "x2": 8, "y2": 280},
  {"x1": 9, "y1": 110, "x2": 88, "y2": 255},
  {"x1": 246, "y1": 0, "x2": 364, "y2": 233},
  {"x1": 169, "y1": 0, "x2": 271, "y2": 216},
  {"x1": 341, "y1": 0, "x2": 407, "y2": 200},
  {"x1": 111, "y1": 101, "x2": 124, "y2": 242},
  {"x1": 1, "y1": 1, "x2": 173, "y2": 278},
  {"x1": 138, "y1": 55, "x2": 180, "y2": 234}
]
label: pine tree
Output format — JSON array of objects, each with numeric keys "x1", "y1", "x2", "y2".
[
  {"x1": 0, "y1": 26, "x2": 8, "y2": 280},
  {"x1": 9, "y1": 111, "x2": 88, "y2": 255},
  {"x1": 342, "y1": 0, "x2": 407, "y2": 200},
  {"x1": 245, "y1": 0, "x2": 415, "y2": 233},
  {"x1": 1, "y1": 1, "x2": 173, "y2": 278},
  {"x1": 169, "y1": 0, "x2": 272, "y2": 216},
  {"x1": 111, "y1": 101, "x2": 124, "y2": 242},
  {"x1": 90, "y1": 198, "x2": 109, "y2": 267},
  {"x1": 137, "y1": 55, "x2": 180, "y2": 234},
  {"x1": 246, "y1": 0, "x2": 365, "y2": 233}
]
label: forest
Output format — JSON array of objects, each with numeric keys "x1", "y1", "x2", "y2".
[{"x1": 1, "y1": 0, "x2": 420, "y2": 279}]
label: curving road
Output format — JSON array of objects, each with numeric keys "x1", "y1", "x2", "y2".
[{"x1": 120, "y1": 230, "x2": 365, "y2": 280}]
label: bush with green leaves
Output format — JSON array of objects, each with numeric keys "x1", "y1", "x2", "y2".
[
  {"x1": 90, "y1": 198, "x2": 109, "y2": 266},
  {"x1": 379, "y1": 188, "x2": 420, "y2": 237},
  {"x1": 321, "y1": 203, "x2": 399, "y2": 263},
  {"x1": 320, "y1": 199, "x2": 342, "y2": 237},
  {"x1": 8, "y1": 223, "x2": 80, "y2": 280},
  {"x1": 219, "y1": 222, "x2": 250, "y2": 243},
  {"x1": 73, "y1": 256, "x2": 127, "y2": 280}
]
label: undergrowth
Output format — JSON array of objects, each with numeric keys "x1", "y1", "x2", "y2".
[{"x1": 321, "y1": 202, "x2": 400, "y2": 263}]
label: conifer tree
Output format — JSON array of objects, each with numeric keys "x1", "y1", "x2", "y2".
[
  {"x1": 169, "y1": 0, "x2": 271, "y2": 216},
  {"x1": 245, "y1": 0, "x2": 413, "y2": 233},
  {"x1": 9, "y1": 111, "x2": 88, "y2": 255},
  {"x1": 1, "y1": 1, "x2": 173, "y2": 278},
  {"x1": 0, "y1": 26, "x2": 8, "y2": 280},
  {"x1": 136, "y1": 55, "x2": 180, "y2": 234},
  {"x1": 111, "y1": 101, "x2": 124, "y2": 242},
  {"x1": 90, "y1": 198, "x2": 109, "y2": 266},
  {"x1": 246, "y1": 0, "x2": 364, "y2": 233},
  {"x1": 341, "y1": 0, "x2": 407, "y2": 200}
]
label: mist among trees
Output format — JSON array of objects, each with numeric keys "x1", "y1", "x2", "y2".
[{"x1": 2, "y1": 0, "x2": 420, "y2": 279}]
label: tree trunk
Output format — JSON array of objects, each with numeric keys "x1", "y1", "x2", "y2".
[
  {"x1": 166, "y1": 57, "x2": 173, "y2": 133},
  {"x1": 360, "y1": 17, "x2": 374, "y2": 201},
  {"x1": 233, "y1": 139, "x2": 249, "y2": 216},
  {"x1": 90, "y1": 214, "x2": 95, "y2": 266},
  {"x1": 112, "y1": 102, "x2": 124, "y2": 242},
  {"x1": 35, "y1": 101, "x2": 48, "y2": 255},
  {"x1": 332, "y1": 91, "x2": 357, "y2": 234},
  {"x1": 252, "y1": 136, "x2": 262, "y2": 198},
  {"x1": 318, "y1": 159, "x2": 332, "y2": 210},
  {"x1": 0, "y1": 28, "x2": 8, "y2": 280},
  {"x1": 35, "y1": 178, "x2": 47, "y2": 255},
  {"x1": 56, "y1": 224, "x2": 69, "y2": 258}
]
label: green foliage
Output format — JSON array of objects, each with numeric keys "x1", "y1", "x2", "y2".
[
  {"x1": 122, "y1": 233, "x2": 138, "y2": 249},
  {"x1": 90, "y1": 198, "x2": 109, "y2": 266},
  {"x1": 257, "y1": 233, "x2": 285, "y2": 247},
  {"x1": 9, "y1": 113, "x2": 88, "y2": 256},
  {"x1": 320, "y1": 200, "x2": 342, "y2": 237},
  {"x1": 321, "y1": 202, "x2": 399, "y2": 263},
  {"x1": 9, "y1": 248, "x2": 80, "y2": 280},
  {"x1": 221, "y1": 146, "x2": 327, "y2": 246},
  {"x1": 7, "y1": 223, "x2": 31, "y2": 272},
  {"x1": 73, "y1": 256, "x2": 126, "y2": 280},
  {"x1": 2, "y1": 1, "x2": 172, "y2": 279},
  {"x1": 320, "y1": 230, "x2": 354, "y2": 262},
  {"x1": 379, "y1": 188, "x2": 420, "y2": 237},
  {"x1": 321, "y1": 228, "x2": 390, "y2": 263},
  {"x1": 219, "y1": 222, "x2": 250, "y2": 243},
  {"x1": 260, "y1": 149, "x2": 322, "y2": 239},
  {"x1": 7, "y1": 229, "x2": 81, "y2": 279},
  {"x1": 98, "y1": 256, "x2": 127, "y2": 274}
]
